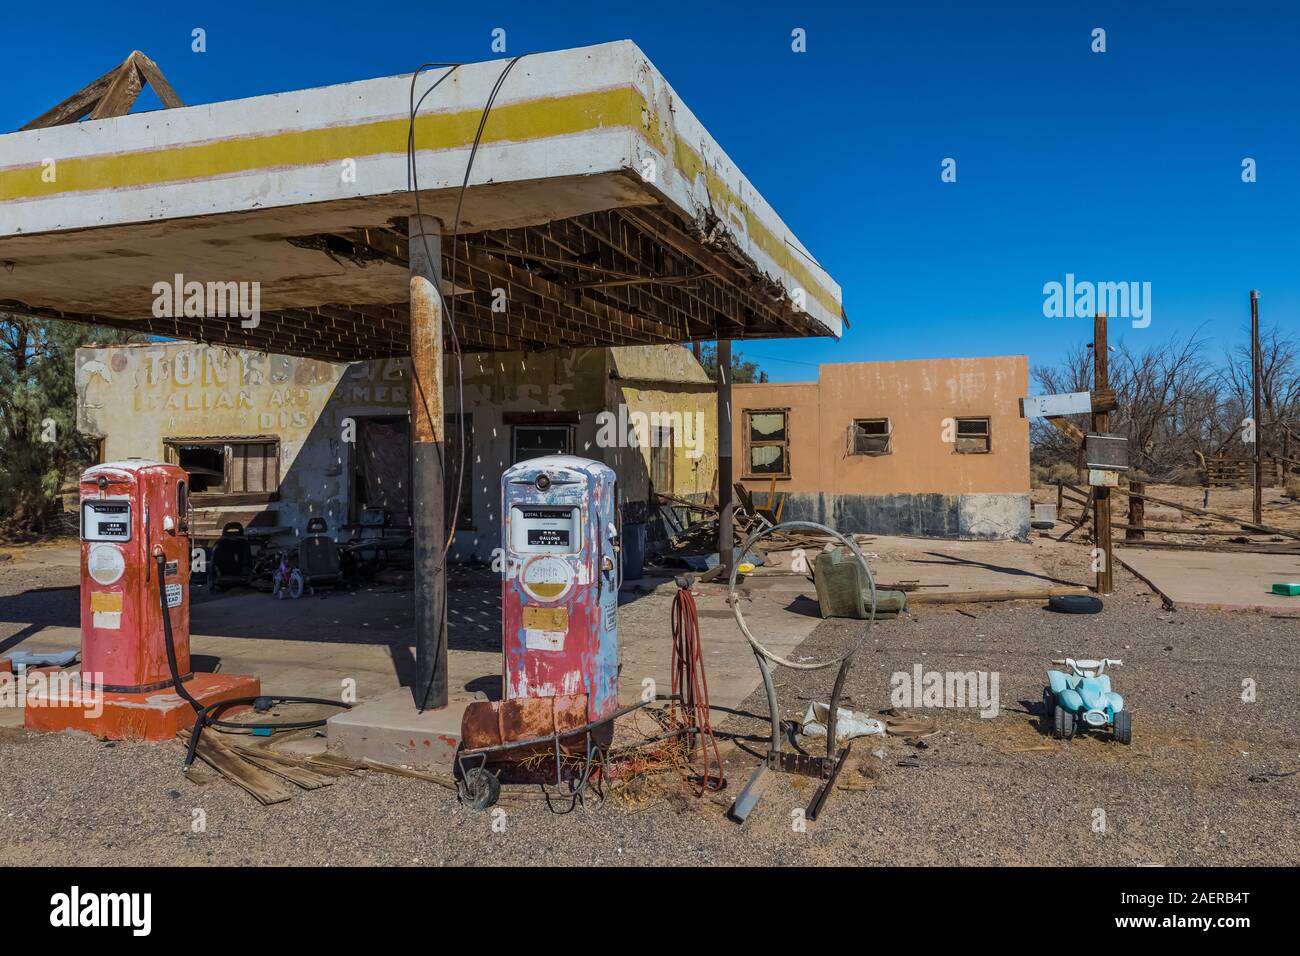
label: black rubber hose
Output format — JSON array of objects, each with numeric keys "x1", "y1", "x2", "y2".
[
  {"x1": 156, "y1": 552, "x2": 206, "y2": 716},
  {"x1": 153, "y1": 552, "x2": 351, "y2": 772}
]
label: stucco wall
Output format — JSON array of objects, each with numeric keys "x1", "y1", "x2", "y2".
[
  {"x1": 604, "y1": 344, "x2": 717, "y2": 509},
  {"x1": 730, "y1": 356, "x2": 1030, "y2": 540},
  {"x1": 76, "y1": 342, "x2": 711, "y2": 560}
]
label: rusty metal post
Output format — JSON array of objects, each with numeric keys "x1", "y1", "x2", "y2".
[
  {"x1": 1251, "y1": 290, "x2": 1262, "y2": 525},
  {"x1": 409, "y1": 214, "x2": 447, "y2": 711},
  {"x1": 1092, "y1": 313, "x2": 1113, "y2": 594},
  {"x1": 716, "y1": 339, "x2": 733, "y2": 570}
]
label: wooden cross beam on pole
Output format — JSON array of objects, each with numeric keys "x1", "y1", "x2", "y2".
[{"x1": 20, "y1": 51, "x2": 184, "y2": 131}]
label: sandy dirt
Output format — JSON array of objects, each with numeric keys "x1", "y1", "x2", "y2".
[{"x1": 2, "y1": 535, "x2": 1296, "y2": 866}]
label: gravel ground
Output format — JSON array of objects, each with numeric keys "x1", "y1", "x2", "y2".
[{"x1": 1, "y1": 541, "x2": 1296, "y2": 866}]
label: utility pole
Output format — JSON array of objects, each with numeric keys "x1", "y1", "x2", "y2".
[
  {"x1": 1092, "y1": 312, "x2": 1113, "y2": 594},
  {"x1": 1251, "y1": 290, "x2": 1262, "y2": 525}
]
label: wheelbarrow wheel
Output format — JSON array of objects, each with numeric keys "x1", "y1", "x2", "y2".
[
  {"x1": 459, "y1": 767, "x2": 501, "y2": 811},
  {"x1": 1113, "y1": 709, "x2": 1132, "y2": 745},
  {"x1": 1053, "y1": 705, "x2": 1075, "y2": 740}
]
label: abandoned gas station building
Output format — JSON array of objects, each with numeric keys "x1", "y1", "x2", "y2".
[
  {"x1": 75, "y1": 340, "x2": 716, "y2": 561},
  {"x1": 77, "y1": 343, "x2": 1031, "y2": 551},
  {"x1": 0, "y1": 40, "x2": 845, "y2": 717},
  {"x1": 732, "y1": 357, "x2": 1031, "y2": 540}
]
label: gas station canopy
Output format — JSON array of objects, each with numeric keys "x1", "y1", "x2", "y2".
[{"x1": 0, "y1": 41, "x2": 844, "y2": 361}]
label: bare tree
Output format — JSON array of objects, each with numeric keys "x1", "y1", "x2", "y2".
[
  {"x1": 1032, "y1": 330, "x2": 1220, "y2": 482},
  {"x1": 1221, "y1": 323, "x2": 1300, "y2": 458}
]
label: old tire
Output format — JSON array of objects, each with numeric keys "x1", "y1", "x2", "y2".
[
  {"x1": 1041, "y1": 687, "x2": 1056, "y2": 730},
  {"x1": 1054, "y1": 705, "x2": 1075, "y2": 740},
  {"x1": 1047, "y1": 594, "x2": 1104, "y2": 614},
  {"x1": 1113, "y1": 710, "x2": 1132, "y2": 745},
  {"x1": 459, "y1": 767, "x2": 501, "y2": 811}
]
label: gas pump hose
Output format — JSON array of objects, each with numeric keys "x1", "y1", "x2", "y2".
[{"x1": 153, "y1": 551, "x2": 351, "y2": 771}]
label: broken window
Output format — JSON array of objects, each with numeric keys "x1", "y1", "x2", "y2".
[
  {"x1": 650, "y1": 426, "x2": 675, "y2": 494},
  {"x1": 745, "y1": 409, "x2": 789, "y2": 478},
  {"x1": 955, "y1": 417, "x2": 991, "y2": 454},
  {"x1": 513, "y1": 424, "x2": 572, "y2": 463},
  {"x1": 165, "y1": 439, "x2": 280, "y2": 501},
  {"x1": 851, "y1": 418, "x2": 891, "y2": 456}
]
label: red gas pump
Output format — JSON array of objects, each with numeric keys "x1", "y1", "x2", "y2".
[{"x1": 25, "y1": 460, "x2": 259, "y2": 740}]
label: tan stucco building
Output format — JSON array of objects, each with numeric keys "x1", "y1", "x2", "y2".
[
  {"x1": 75, "y1": 341, "x2": 716, "y2": 562},
  {"x1": 731, "y1": 356, "x2": 1031, "y2": 539}
]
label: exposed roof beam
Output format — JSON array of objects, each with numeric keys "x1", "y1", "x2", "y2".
[{"x1": 20, "y1": 51, "x2": 184, "y2": 131}]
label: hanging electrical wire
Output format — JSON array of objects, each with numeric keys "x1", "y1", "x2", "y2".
[
  {"x1": 407, "y1": 54, "x2": 529, "y2": 558},
  {"x1": 406, "y1": 54, "x2": 530, "y2": 711}
]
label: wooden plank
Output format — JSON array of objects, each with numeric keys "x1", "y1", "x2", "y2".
[
  {"x1": 1116, "y1": 539, "x2": 1300, "y2": 555},
  {"x1": 189, "y1": 730, "x2": 295, "y2": 805},
  {"x1": 238, "y1": 751, "x2": 335, "y2": 789},
  {"x1": 88, "y1": 61, "x2": 144, "y2": 120},
  {"x1": 1112, "y1": 522, "x2": 1287, "y2": 537},
  {"x1": 19, "y1": 69, "x2": 117, "y2": 130},
  {"x1": 909, "y1": 585, "x2": 1091, "y2": 605},
  {"x1": 1058, "y1": 486, "x2": 1094, "y2": 541},
  {"x1": 227, "y1": 744, "x2": 356, "y2": 778},
  {"x1": 131, "y1": 52, "x2": 185, "y2": 108},
  {"x1": 1107, "y1": 485, "x2": 1300, "y2": 540},
  {"x1": 21, "y1": 51, "x2": 184, "y2": 130},
  {"x1": 1044, "y1": 415, "x2": 1085, "y2": 444},
  {"x1": 360, "y1": 757, "x2": 459, "y2": 791}
]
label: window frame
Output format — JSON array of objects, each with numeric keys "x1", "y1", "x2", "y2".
[
  {"x1": 954, "y1": 416, "x2": 992, "y2": 455},
  {"x1": 649, "y1": 425, "x2": 676, "y2": 494},
  {"x1": 742, "y1": 408, "x2": 791, "y2": 480},
  {"x1": 850, "y1": 418, "x2": 893, "y2": 457},
  {"x1": 164, "y1": 437, "x2": 281, "y2": 505},
  {"x1": 511, "y1": 423, "x2": 573, "y2": 464}
]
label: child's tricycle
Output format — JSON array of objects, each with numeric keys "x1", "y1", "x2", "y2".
[{"x1": 1042, "y1": 657, "x2": 1131, "y2": 744}]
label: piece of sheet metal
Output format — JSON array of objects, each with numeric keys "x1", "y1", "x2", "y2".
[{"x1": 1020, "y1": 391, "x2": 1093, "y2": 418}]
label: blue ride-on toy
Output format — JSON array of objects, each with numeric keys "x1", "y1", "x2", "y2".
[{"x1": 1042, "y1": 658, "x2": 1131, "y2": 744}]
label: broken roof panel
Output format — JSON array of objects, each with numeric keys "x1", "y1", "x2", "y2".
[{"x1": 0, "y1": 41, "x2": 844, "y2": 360}]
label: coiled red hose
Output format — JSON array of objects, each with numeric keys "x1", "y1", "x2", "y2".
[{"x1": 670, "y1": 581, "x2": 725, "y2": 794}]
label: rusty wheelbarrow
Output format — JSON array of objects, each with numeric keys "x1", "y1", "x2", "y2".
[{"x1": 455, "y1": 692, "x2": 689, "y2": 811}]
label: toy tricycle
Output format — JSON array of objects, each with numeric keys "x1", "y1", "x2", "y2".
[{"x1": 1042, "y1": 658, "x2": 1131, "y2": 744}]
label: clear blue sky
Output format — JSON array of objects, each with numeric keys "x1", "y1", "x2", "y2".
[{"x1": 3, "y1": 0, "x2": 1296, "y2": 382}]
